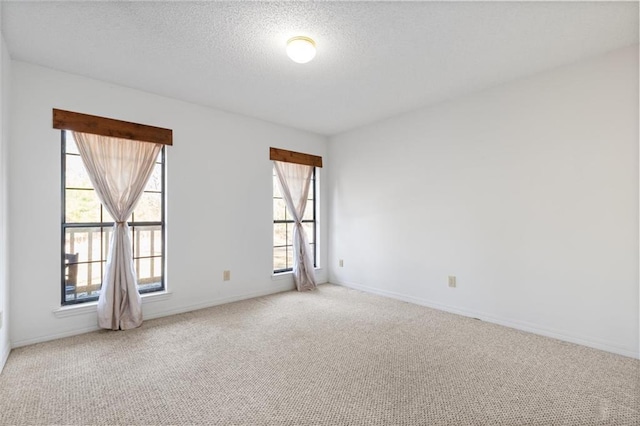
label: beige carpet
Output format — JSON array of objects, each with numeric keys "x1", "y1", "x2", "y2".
[{"x1": 0, "y1": 284, "x2": 638, "y2": 425}]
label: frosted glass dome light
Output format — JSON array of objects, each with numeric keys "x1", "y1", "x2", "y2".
[{"x1": 286, "y1": 36, "x2": 316, "y2": 64}]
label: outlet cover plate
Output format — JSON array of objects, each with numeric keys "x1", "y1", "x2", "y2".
[{"x1": 448, "y1": 276, "x2": 456, "y2": 288}]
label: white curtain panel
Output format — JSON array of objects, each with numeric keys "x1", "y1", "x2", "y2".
[
  {"x1": 274, "y1": 161, "x2": 317, "y2": 291},
  {"x1": 74, "y1": 132, "x2": 162, "y2": 330}
]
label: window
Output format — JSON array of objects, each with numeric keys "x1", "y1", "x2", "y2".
[
  {"x1": 61, "y1": 130, "x2": 165, "y2": 305},
  {"x1": 273, "y1": 167, "x2": 316, "y2": 273}
]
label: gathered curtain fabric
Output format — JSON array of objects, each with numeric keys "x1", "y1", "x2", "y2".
[
  {"x1": 74, "y1": 132, "x2": 162, "y2": 330},
  {"x1": 273, "y1": 161, "x2": 316, "y2": 291}
]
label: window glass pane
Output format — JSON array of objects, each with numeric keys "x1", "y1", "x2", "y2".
[
  {"x1": 65, "y1": 132, "x2": 80, "y2": 155},
  {"x1": 65, "y1": 257, "x2": 105, "y2": 303},
  {"x1": 64, "y1": 257, "x2": 80, "y2": 302},
  {"x1": 274, "y1": 223, "x2": 287, "y2": 247},
  {"x1": 74, "y1": 261, "x2": 103, "y2": 292},
  {"x1": 153, "y1": 257, "x2": 162, "y2": 281},
  {"x1": 286, "y1": 246, "x2": 293, "y2": 270},
  {"x1": 302, "y1": 203, "x2": 314, "y2": 221},
  {"x1": 302, "y1": 223, "x2": 315, "y2": 244},
  {"x1": 133, "y1": 192, "x2": 161, "y2": 222},
  {"x1": 65, "y1": 189, "x2": 101, "y2": 223},
  {"x1": 102, "y1": 227, "x2": 112, "y2": 256},
  {"x1": 64, "y1": 292, "x2": 76, "y2": 304},
  {"x1": 272, "y1": 166, "x2": 316, "y2": 272},
  {"x1": 274, "y1": 247, "x2": 287, "y2": 271},
  {"x1": 134, "y1": 257, "x2": 162, "y2": 286},
  {"x1": 62, "y1": 135, "x2": 164, "y2": 304},
  {"x1": 273, "y1": 198, "x2": 286, "y2": 221},
  {"x1": 286, "y1": 223, "x2": 294, "y2": 246},
  {"x1": 135, "y1": 257, "x2": 162, "y2": 285},
  {"x1": 144, "y1": 163, "x2": 162, "y2": 192},
  {"x1": 132, "y1": 225, "x2": 162, "y2": 258},
  {"x1": 66, "y1": 155, "x2": 93, "y2": 189},
  {"x1": 65, "y1": 227, "x2": 103, "y2": 263},
  {"x1": 140, "y1": 281, "x2": 162, "y2": 293},
  {"x1": 64, "y1": 275, "x2": 100, "y2": 303}
]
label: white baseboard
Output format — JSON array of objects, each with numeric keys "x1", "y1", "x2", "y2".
[
  {"x1": 0, "y1": 342, "x2": 10, "y2": 374},
  {"x1": 143, "y1": 283, "x2": 294, "y2": 321},
  {"x1": 12, "y1": 283, "x2": 295, "y2": 348},
  {"x1": 12, "y1": 325, "x2": 101, "y2": 348},
  {"x1": 334, "y1": 280, "x2": 640, "y2": 360}
]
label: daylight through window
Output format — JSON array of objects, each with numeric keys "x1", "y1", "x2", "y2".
[
  {"x1": 273, "y1": 166, "x2": 316, "y2": 273},
  {"x1": 61, "y1": 130, "x2": 166, "y2": 304}
]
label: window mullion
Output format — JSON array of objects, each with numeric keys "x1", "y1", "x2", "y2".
[
  {"x1": 272, "y1": 166, "x2": 317, "y2": 273},
  {"x1": 61, "y1": 131, "x2": 166, "y2": 305}
]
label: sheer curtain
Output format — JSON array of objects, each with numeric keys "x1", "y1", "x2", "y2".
[
  {"x1": 74, "y1": 132, "x2": 162, "y2": 330},
  {"x1": 274, "y1": 161, "x2": 316, "y2": 291}
]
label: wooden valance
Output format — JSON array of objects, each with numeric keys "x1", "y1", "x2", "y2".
[
  {"x1": 53, "y1": 109, "x2": 173, "y2": 146},
  {"x1": 270, "y1": 147, "x2": 322, "y2": 168}
]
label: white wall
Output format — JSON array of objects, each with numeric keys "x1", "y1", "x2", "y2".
[
  {"x1": 0, "y1": 25, "x2": 11, "y2": 370},
  {"x1": 9, "y1": 61, "x2": 328, "y2": 346},
  {"x1": 328, "y1": 46, "x2": 639, "y2": 358}
]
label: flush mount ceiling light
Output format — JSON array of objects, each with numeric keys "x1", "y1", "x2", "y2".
[{"x1": 286, "y1": 36, "x2": 316, "y2": 64}]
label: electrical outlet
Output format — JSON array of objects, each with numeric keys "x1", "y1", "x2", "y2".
[
  {"x1": 339, "y1": 259, "x2": 344, "y2": 267},
  {"x1": 448, "y1": 276, "x2": 456, "y2": 288},
  {"x1": 223, "y1": 270, "x2": 231, "y2": 281}
]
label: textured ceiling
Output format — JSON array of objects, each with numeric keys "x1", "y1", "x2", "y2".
[{"x1": 2, "y1": 1, "x2": 638, "y2": 136}]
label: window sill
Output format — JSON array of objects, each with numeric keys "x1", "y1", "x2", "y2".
[
  {"x1": 271, "y1": 271, "x2": 293, "y2": 281},
  {"x1": 271, "y1": 268, "x2": 322, "y2": 281},
  {"x1": 52, "y1": 291, "x2": 172, "y2": 318}
]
